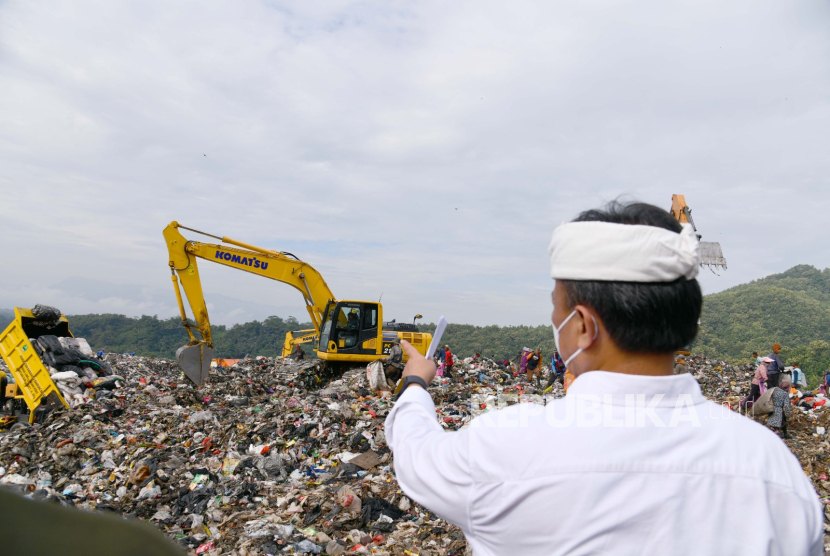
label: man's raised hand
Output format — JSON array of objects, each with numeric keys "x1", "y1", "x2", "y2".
[{"x1": 401, "y1": 340, "x2": 436, "y2": 387}]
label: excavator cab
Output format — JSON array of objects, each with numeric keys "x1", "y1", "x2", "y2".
[{"x1": 317, "y1": 301, "x2": 382, "y2": 360}]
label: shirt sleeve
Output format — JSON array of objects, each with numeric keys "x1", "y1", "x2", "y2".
[{"x1": 385, "y1": 386, "x2": 473, "y2": 530}]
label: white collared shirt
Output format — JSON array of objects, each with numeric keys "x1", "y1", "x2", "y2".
[{"x1": 385, "y1": 371, "x2": 823, "y2": 556}]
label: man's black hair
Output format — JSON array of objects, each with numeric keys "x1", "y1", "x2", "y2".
[{"x1": 560, "y1": 201, "x2": 702, "y2": 354}]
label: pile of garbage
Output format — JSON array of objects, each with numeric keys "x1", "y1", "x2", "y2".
[
  {"x1": 2, "y1": 351, "x2": 830, "y2": 554},
  {"x1": 31, "y1": 334, "x2": 121, "y2": 406},
  {"x1": 0, "y1": 355, "x2": 473, "y2": 555}
]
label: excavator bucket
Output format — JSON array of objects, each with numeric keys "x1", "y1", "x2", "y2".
[
  {"x1": 699, "y1": 241, "x2": 727, "y2": 270},
  {"x1": 176, "y1": 344, "x2": 214, "y2": 386}
]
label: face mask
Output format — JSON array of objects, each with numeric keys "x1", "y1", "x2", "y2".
[{"x1": 552, "y1": 309, "x2": 598, "y2": 367}]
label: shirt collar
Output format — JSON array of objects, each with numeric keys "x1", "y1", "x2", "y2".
[{"x1": 566, "y1": 370, "x2": 706, "y2": 407}]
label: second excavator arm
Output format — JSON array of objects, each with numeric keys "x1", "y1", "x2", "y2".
[
  {"x1": 669, "y1": 194, "x2": 727, "y2": 271},
  {"x1": 163, "y1": 222, "x2": 337, "y2": 384},
  {"x1": 282, "y1": 329, "x2": 318, "y2": 358}
]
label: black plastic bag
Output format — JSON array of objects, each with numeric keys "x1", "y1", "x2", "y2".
[
  {"x1": 52, "y1": 348, "x2": 85, "y2": 367},
  {"x1": 37, "y1": 335, "x2": 63, "y2": 354},
  {"x1": 36, "y1": 335, "x2": 83, "y2": 367},
  {"x1": 32, "y1": 304, "x2": 61, "y2": 322},
  {"x1": 361, "y1": 497, "x2": 404, "y2": 526},
  {"x1": 174, "y1": 488, "x2": 216, "y2": 516}
]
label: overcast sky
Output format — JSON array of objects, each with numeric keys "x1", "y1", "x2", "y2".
[{"x1": 2, "y1": 0, "x2": 829, "y2": 327}]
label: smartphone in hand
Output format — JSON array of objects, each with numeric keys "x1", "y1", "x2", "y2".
[{"x1": 425, "y1": 316, "x2": 448, "y2": 359}]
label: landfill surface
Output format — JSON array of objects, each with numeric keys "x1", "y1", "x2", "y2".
[{"x1": 2, "y1": 353, "x2": 830, "y2": 555}]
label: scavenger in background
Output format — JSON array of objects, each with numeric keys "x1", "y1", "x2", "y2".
[
  {"x1": 385, "y1": 201, "x2": 823, "y2": 555},
  {"x1": 767, "y1": 378, "x2": 793, "y2": 439},
  {"x1": 766, "y1": 343, "x2": 784, "y2": 388},
  {"x1": 791, "y1": 362, "x2": 806, "y2": 389},
  {"x1": 741, "y1": 357, "x2": 771, "y2": 410},
  {"x1": 544, "y1": 350, "x2": 566, "y2": 390},
  {"x1": 382, "y1": 337, "x2": 404, "y2": 384},
  {"x1": 443, "y1": 345, "x2": 454, "y2": 380},
  {"x1": 524, "y1": 349, "x2": 542, "y2": 386}
]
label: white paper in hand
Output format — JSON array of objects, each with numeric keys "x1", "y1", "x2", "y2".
[{"x1": 425, "y1": 316, "x2": 448, "y2": 360}]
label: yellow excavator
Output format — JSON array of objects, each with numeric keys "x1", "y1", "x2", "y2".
[
  {"x1": 282, "y1": 329, "x2": 319, "y2": 358},
  {"x1": 670, "y1": 194, "x2": 727, "y2": 271},
  {"x1": 163, "y1": 222, "x2": 432, "y2": 385}
]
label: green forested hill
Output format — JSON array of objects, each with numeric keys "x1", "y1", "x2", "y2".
[
  {"x1": 66, "y1": 316, "x2": 551, "y2": 362},
  {"x1": 695, "y1": 265, "x2": 830, "y2": 383},
  {"x1": 0, "y1": 309, "x2": 554, "y2": 362},
  {"x1": 417, "y1": 323, "x2": 553, "y2": 361}
]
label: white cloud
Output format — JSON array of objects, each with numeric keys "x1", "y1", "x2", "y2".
[{"x1": 1, "y1": 0, "x2": 829, "y2": 326}]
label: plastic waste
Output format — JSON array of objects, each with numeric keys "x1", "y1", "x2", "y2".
[
  {"x1": 189, "y1": 410, "x2": 214, "y2": 423},
  {"x1": 137, "y1": 482, "x2": 161, "y2": 500},
  {"x1": 4, "y1": 351, "x2": 745, "y2": 553},
  {"x1": 294, "y1": 539, "x2": 322, "y2": 553},
  {"x1": 366, "y1": 361, "x2": 387, "y2": 391}
]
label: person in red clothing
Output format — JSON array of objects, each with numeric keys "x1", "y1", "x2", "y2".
[{"x1": 444, "y1": 345, "x2": 454, "y2": 379}]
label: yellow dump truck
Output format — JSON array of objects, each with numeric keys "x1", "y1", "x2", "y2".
[{"x1": 0, "y1": 308, "x2": 70, "y2": 425}]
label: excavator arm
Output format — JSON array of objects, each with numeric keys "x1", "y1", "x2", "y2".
[
  {"x1": 282, "y1": 329, "x2": 318, "y2": 358},
  {"x1": 163, "y1": 222, "x2": 337, "y2": 384},
  {"x1": 670, "y1": 194, "x2": 727, "y2": 271}
]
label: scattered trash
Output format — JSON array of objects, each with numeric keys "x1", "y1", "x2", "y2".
[
  {"x1": 0, "y1": 354, "x2": 473, "y2": 554},
  {"x1": 4, "y1": 350, "x2": 830, "y2": 553}
]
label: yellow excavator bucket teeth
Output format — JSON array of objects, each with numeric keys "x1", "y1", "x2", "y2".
[{"x1": 176, "y1": 344, "x2": 214, "y2": 386}]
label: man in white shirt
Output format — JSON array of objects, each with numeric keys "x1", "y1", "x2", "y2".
[{"x1": 385, "y1": 201, "x2": 823, "y2": 556}]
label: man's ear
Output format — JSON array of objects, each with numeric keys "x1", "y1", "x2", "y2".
[{"x1": 574, "y1": 305, "x2": 600, "y2": 349}]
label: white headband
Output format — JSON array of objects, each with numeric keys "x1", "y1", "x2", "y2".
[{"x1": 548, "y1": 222, "x2": 700, "y2": 282}]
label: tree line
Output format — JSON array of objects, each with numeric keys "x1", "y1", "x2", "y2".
[
  {"x1": 2, "y1": 265, "x2": 828, "y2": 385},
  {"x1": 64, "y1": 314, "x2": 314, "y2": 360}
]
